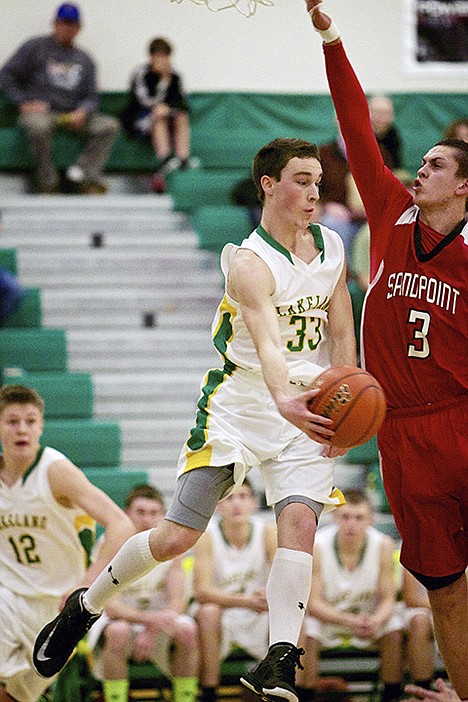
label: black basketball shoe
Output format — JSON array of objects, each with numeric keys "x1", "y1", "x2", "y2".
[
  {"x1": 241, "y1": 642, "x2": 304, "y2": 702},
  {"x1": 33, "y1": 588, "x2": 101, "y2": 678}
]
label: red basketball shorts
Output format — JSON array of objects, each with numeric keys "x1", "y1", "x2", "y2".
[{"x1": 378, "y1": 394, "x2": 468, "y2": 578}]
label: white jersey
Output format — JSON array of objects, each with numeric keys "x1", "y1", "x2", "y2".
[
  {"x1": 119, "y1": 559, "x2": 173, "y2": 611},
  {"x1": 207, "y1": 514, "x2": 270, "y2": 594},
  {"x1": 215, "y1": 224, "x2": 345, "y2": 385},
  {"x1": 193, "y1": 514, "x2": 271, "y2": 660},
  {"x1": 0, "y1": 446, "x2": 92, "y2": 597},
  {"x1": 304, "y1": 524, "x2": 403, "y2": 647},
  {"x1": 315, "y1": 524, "x2": 386, "y2": 614},
  {"x1": 177, "y1": 224, "x2": 346, "y2": 510}
]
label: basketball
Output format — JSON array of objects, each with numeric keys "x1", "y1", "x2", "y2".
[{"x1": 308, "y1": 366, "x2": 387, "y2": 448}]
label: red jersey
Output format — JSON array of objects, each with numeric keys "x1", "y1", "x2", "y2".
[{"x1": 323, "y1": 43, "x2": 468, "y2": 410}]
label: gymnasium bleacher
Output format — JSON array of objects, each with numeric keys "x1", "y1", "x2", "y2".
[
  {"x1": 0, "y1": 247, "x2": 149, "y2": 502},
  {"x1": 0, "y1": 84, "x2": 456, "y2": 699}
]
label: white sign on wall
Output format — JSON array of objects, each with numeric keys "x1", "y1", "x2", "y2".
[{"x1": 404, "y1": 0, "x2": 468, "y2": 72}]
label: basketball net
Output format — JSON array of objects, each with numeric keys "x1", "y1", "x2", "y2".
[{"x1": 170, "y1": 0, "x2": 274, "y2": 18}]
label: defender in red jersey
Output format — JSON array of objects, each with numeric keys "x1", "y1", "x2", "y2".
[{"x1": 306, "y1": 2, "x2": 468, "y2": 699}]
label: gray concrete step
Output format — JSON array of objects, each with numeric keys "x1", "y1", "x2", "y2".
[
  {"x1": 43, "y1": 308, "x2": 215, "y2": 331},
  {"x1": 42, "y1": 289, "x2": 220, "y2": 314},
  {"x1": 0, "y1": 193, "x2": 223, "y2": 497}
]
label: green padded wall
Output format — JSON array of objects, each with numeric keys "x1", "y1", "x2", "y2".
[
  {"x1": 5, "y1": 288, "x2": 42, "y2": 328},
  {"x1": 1, "y1": 91, "x2": 466, "y2": 175},
  {"x1": 0, "y1": 328, "x2": 67, "y2": 373},
  {"x1": 3, "y1": 371, "x2": 94, "y2": 419},
  {"x1": 41, "y1": 419, "x2": 121, "y2": 467}
]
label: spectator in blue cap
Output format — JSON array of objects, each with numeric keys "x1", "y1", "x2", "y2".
[
  {"x1": 0, "y1": 3, "x2": 119, "y2": 194},
  {"x1": 56, "y1": 3, "x2": 81, "y2": 22}
]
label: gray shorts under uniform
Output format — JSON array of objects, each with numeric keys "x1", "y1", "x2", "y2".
[{"x1": 165, "y1": 464, "x2": 324, "y2": 532}]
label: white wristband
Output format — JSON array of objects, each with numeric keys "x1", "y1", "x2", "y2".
[{"x1": 309, "y1": 6, "x2": 341, "y2": 43}]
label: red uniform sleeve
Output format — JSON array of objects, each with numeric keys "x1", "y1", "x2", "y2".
[{"x1": 322, "y1": 43, "x2": 412, "y2": 271}]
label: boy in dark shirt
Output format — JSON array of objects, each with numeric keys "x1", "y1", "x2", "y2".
[{"x1": 121, "y1": 37, "x2": 198, "y2": 193}]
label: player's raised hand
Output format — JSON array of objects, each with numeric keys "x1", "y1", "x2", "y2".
[
  {"x1": 305, "y1": 1, "x2": 341, "y2": 43},
  {"x1": 305, "y1": 1, "x2": 331, "y2": 29}
]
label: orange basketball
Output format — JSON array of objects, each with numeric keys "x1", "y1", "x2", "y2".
[{"x1": 308, "y1": 365, "x2": 387, "y2": 448}]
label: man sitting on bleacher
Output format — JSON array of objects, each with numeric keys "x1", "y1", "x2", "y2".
[
  {"x1": 296, "y1": 489, "x2": 404, "y2": 702},
  {"x1": 0, "y1": 3, "x2": 118, "y2": 194}
]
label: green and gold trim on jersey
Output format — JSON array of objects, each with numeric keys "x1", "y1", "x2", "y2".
[
  {"x1": 183, "y1": 296, "x2": 239, "y2": 472},
  {"x1": 256, "y1": 223, "x2": 325, "y2": 264},
  {"x1": 213, "y1": 294, "x2": 237, "y2": 360},
  {"x1": 330, "y1": 486, "x2": 346, "y2": 507},
  {"x1": 21, "y1": 446, "x2": 45, "y2": 484},
  {"x1": 75, "y1": 514, "x2": 95, "y2": 567},
  {"x1": 184, "y1": 361, "x2": 237, "y2": 472}
]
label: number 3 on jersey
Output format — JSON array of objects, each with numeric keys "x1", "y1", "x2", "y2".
[
  {"x1": 407, "y1": 309, "x2": 430, "y2": 358},
  {"x1": 287, "y1": 315, "x2": 322, "y2": 352}
]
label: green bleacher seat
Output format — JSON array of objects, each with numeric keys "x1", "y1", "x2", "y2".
[
  {"x1": 192, "y1": 205, "x2": 253, "y2": 252},
  {"x1": 5, "y1": 288, "x2": 42, "y2": 328},
  {"x1": 81, "y1": 467, "x2": 149, "y2": 510},
  {"x1": 167, "y1": 169, "x2": 249, "y2": 213},
  {"x1": 0, "y1": 328, "x2": 67, "y2": 374},
  {"x1": 3, "y1": 371, "x2": 94, "y2": 419},
  {"x1": 106, "y1": 130, "x2": 159, "y2": 172},
  {"x1": 41, "y1": 419, "x2": 121, "y2": 468},
  {"x1": 0, "y1": 248, "x2": 18, "y2": 274},
  {"x1": 0, "y1": 127, "x2": 34, "y2": 170}
]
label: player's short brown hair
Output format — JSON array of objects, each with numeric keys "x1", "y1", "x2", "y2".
[
  {"x1": 0, "y1": 384, "x2": 44, "y2": 416},
  {"x1": 149, "y1": 37, "x2": 172, "y2": 56},
  {"x1": 125, "y1": 484, "x2": 165, "y2": 510},
  {"x1": 342, "y1": 489, "x2": 372, "y2": 507},
  {"x1": 436, "y1": 138, "x2": 468, "y2": 211},
  {"x1": 253, "y1": 138, "x2": 320, "y2": 204},
  {"x1": 436, "y1": 138, "x2": 468, "y2": 179}
]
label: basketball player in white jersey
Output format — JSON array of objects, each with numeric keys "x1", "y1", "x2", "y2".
[
  {"x1": 88, "y1": 484, "x2": 198, "y2": 702},
  {"x1": 192, "y1": 479, "x2": 277, "y2": 702},
  {"x1": 0, "y1": 384, "x2": 134, "y2": 702},
  {"x1": 34, "y1": 137, "x2": 357, "y2": 702},
  {"x1": 297, "y1": 490, "x2": 404, "y2": 702}
]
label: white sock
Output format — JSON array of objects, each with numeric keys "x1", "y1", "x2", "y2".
[
  {"x1": 83, "y1": 530, "x2": 158, "y2": 613},
  {"x1": 266, "y1": 547, "x2": 313, "y2": 646}
]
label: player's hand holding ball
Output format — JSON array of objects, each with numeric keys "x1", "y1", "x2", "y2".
[{"x1": 308, "y1": 366, "x2": 387, "y2": 449}]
